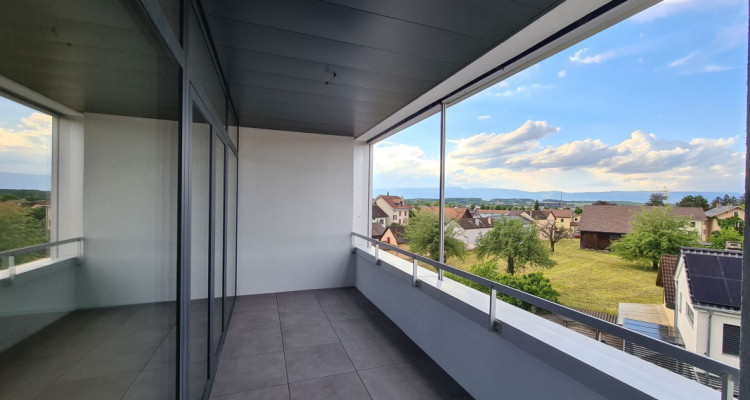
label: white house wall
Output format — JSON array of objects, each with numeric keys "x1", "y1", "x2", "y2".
[
  {"x1": 237, "y1": 127, "x2": 355, "y2": 294},
  {"x1": 706, "y1": 310, "x2": 741, "y2": 368},
  {"x1": 675, "y1": 262, "x2": 700, "y2": 354}
]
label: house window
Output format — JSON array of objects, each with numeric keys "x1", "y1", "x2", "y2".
[
  {"x1": 393, "y1": 215, "x2": 397, "y2": 220},
  {"x1": 560, "y1": 219, "x2": 564, "y2": 222},
  {"x1": 686, "y1": 305, "x2": 694, "y2": 326},
  {"x1": 386, "y1": 237, "x2": 391, "y2": 244},
  {"x1": 690, "y1": 222, "x2": 696, "y2": 227},
  {"x1": 734, "y1": 211, "x2": 740, "y2": 217},
  {"x1": 722, "y1": 324, "x2": 740, "y2": 356}
]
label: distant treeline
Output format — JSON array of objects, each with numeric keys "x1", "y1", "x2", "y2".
[{"x1": 0, "y1": 189, "x2": 51, "y2": 202}]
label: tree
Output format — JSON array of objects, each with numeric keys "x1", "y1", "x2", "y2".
[
  {"x1": 718, "y1": 215, "x2": 744, "y2": 232},
  {"x1": 475, "y1": 217, "x2": 555, "y2": 275},
  {"x1": 0, "y1": 203, "x2": 48, "y2": 264},
  {"x1": 574, "y1": 207, "x2": 583, "y2": 215},
  {"x1": 676, "y1": 195, "x2": 710, "y2": 211},
  {"x1": 495, "y1": 205, "x2": 503, "y2": 210},
  {"x1": 712, "y1": 197, "x2": 723, "y2": 208},
  {"x1": 609, "y1": 206, "x2": 699, "y2": 269},
  {"x1": 1, "y1": 194, "x2": 19, "y2": 202},
  {"x1": 470, "y1": 203, "x2": 477, "y2": 210},
  {"x1": 646, "y1": 192, "x2": 667, "y2": 206},
  {"x1": 709, "y1": 228, "x2": 743, "y2": 250},
  {"x1": 723, "y1": 194, "x2": 731, "y2": 206},
  {"x1": 445, "y1": 260, "x2": 559, "y2": 312},
  {"x1": 534, "y1": 200, "x2": 540, "y2": 210},
  {"x1": 404, "y1": 209, "x2": 466, "y2": 262},
  {"x1": 538, "y1": 220, "x2": 573, "y2": 252},
  {"x1": 592, "y1": 200, "x2": 615, "y2": 205}
]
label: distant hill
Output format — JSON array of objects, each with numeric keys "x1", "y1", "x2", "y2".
[
  {"x1": 0, "y1": 172, "x2": 51, "y2": 191},
  {"x1": 374, "y1": 187, "x2": 743, "y2": 204}
]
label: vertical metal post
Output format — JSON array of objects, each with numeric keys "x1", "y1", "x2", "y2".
[
  {"x1": 374, "y1": 243, "x2": 380, "y2": 264},
  {"x1": 721, "y1": 372, "x2": 735, "y2": 400},
  {"x1": 489, "y1": 287, "x2": 497, "y2": 331},
  {"x1": 8, "y1": 256, "x2": 14, "y2": 280},
  {"x1": 412, "y1": 258, "x2": 419, "y2": 287},
  {"x1": 437, "y1": 101, "x2": 447, "y2": 280},
  {"x1": 77, "y1": 239, "x2": 83, "y2": 258},
  {"x1": 737, "y1": 20, "x2": 749, "y2": 399}
]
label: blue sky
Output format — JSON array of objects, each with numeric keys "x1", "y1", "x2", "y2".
[
  {"x1": 0, "y1": 96, "x2": 52, "y2": 179},
  {"x1": 374, "y1": 0, "x2": 748, "y2": 193}
]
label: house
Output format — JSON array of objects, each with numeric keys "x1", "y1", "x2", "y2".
[
  {"x1": 674, "y1": 248, "x2": 742, "y2": 369},
  {"x1": 372, "y1": 204, "x2": 388, "y2": 226},
  {"x1": 371, "y1": 222, "x2": 386, "y2": 240},
  {"x1": 419, "y1": 205, "x2": 473, "y2": 221},
  {"x1": 705, "y1": 204, "x2": 745, "y2": 241},
  {"x1": 455, "y1": 217, "x2": 494, "y2": 249},
  {"x1": 381, "y1": 225, "x2": 408, "y2": 246},
  {"x1": 578, "y1": 205, "x2": 707, "y2": 250},
  {"x1": 550, "y1": 209, "x2": 573, "y2": 230},
  {"x1": 375, "y1": 194, "x2": 410, "y2": 226}
]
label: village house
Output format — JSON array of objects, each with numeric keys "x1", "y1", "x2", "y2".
[
  {"x1": 419, "y1": 205, "x2": 473, "y2": 220},
  {"x1": 375, "y1": 194, "x2": 410, "y2": 226},
  {"x1": 380, "y1": 225, "x2": 408, "y2": 246},
  {"x1": 705, "y1": 204, "x2": 745, "y2": 241},
  {"x1": 372, "y1": 204, "x2": 388, "y2": 226},
  {"x1": 673, "y1": 248, "x2": 742, "y2": 369},
  {"x1": 578, "y1": 205, "x2": 707, "y2": 250},
  {"x1": 371, "y1": 222, "x2": 386, "y2": 240},
  {"x1": 455, "y1": 217, "x2": 494, "y2": 250}
]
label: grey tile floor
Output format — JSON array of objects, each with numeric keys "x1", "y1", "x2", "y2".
[
  {"x1": 0, "y1": 288, "x2": 469, "y2": 400},
  {"x1": 211, "y1": 287, "x2": 470, "y2": 400}
]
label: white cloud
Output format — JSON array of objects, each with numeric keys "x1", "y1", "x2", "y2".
[
  {"x1": 0, "y1": 112, "x2": 53, "y2": 175},
  {"x1": 702, "y1": 65, "x2": 732, "y2": 73},
  {"x1": 477, "y1": 115, "x2": 491, "y2": 120},
  {"x1": 448, "y1": 120, "x2": 559, "y2": 165},
  {"x1": 557, "y1": 70, "x2": 567, "y2": 78},
  {"x1": 373, "y1": 141, "x2": 438, "y2": 178},
  {"x1": 667, "y1": 52, "x2": 696, "y2": 67},
  {"x1": 569, "y1": 48, "x2": 615, "y2": 65}
]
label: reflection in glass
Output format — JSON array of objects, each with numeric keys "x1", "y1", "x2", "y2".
[{"x1": 213, "y1": 136, "x2": 225, "y2": 361}]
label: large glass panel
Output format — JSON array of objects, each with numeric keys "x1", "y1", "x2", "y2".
[
  {"x1": 212, "y1": 136, "x2": 224, "y2": 360},
  {"x1": 189, "y1": 104, "x2": 211, "y2": 400},
  {"x1": 0, "y1": 1, "x2": 180, "y2": 399},
  {"x1": 188, "y1": 4, "x2": 227, "y2": 127},
  {"x1": 225, "y1": 150, "x2": 237, "y2": 325},
  {"x1": 228, "y1": 109, "x2": 239, "y2": 149}
]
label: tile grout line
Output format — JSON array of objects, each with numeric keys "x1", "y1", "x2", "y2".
[{"x1": 275, "y1": 293, "x2": 292, "y2": 396}]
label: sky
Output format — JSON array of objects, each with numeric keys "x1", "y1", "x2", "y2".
[
  {"x1": 0, "y1": 96, "x2": 52, "y2": 179},
  {"x1": 374, "y1": 0, "x2": 748, "y2": 193}
]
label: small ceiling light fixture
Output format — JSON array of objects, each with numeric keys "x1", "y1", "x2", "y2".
[{"x1": 325, "y1": 72, "x2": 337, "y2": 85}]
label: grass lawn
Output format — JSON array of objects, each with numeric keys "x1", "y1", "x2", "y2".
[{"x1": 435, "y1": 239, "x2": 662, "y2": 316}]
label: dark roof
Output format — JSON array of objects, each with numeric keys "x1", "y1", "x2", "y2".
[
  {"x1": 681, "y1": 247, "x2": 743, "y2": 310},
  {"x1": 622, "y1": 319, "x2": 684, "y2": 347},
  {"x1": 372, "y1": 204, "x2": 388, "y2": 219},
  {"x1": 383, "y1": 225, "x2": 409, "y2": 244},
  {"x1": 578, "y1": 205, "x2": 707, "y2": 234},
  {"x1": 656, "y1": 254, "x2": 679, "y2": 309},
  {"x1": 705, "y1": 205, "x2": 743, "y2": 218},
  {"x1": 371, "y1": 222, "x2": 386, "y2": 239},
  {"x1": 377, "y1": 195, "x2": 409, "y2": 209},
  {"x1": 457, "y1": 217, "x2": 493, "y2": 230}
]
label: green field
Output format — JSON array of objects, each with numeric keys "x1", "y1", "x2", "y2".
[{"x1": 443, "y1": 239, "x2": 662, "y2": 316}]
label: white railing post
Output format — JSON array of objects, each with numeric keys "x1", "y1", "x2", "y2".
[
  {"x1": 8, "y1": 255, "x2": 15, "y2": 280},
  {"x1": 721, "y1": 372, "x2": 734, "y2": 400},
  {"x1": 374, "y1": 243, "x2": 380, "y2": 264},
  {"x1": 412, "y1": 258, "x2": 419, "y2": 287},
  {"x1": 489, "y1": 287, "x2": 498, "y2": 332}
]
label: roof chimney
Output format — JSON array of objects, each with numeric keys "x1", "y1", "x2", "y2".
[{"x1": 726, "y1": 241, "x2": 742, "y2": 251}]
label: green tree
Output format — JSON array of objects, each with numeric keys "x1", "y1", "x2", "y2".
[
  {"x1": 609, "y1": 206, "x2": 698, "y2": 269},
  {"x1": 709, "y1": 228, "x2": 743, "y2": 249},
  {"x1": 574, "y1": 207, "x2": 583, "y2": 215},
  {"x1": 404, "y1": 209, "x2": 466, "y2": 262},
  {"x1": 1, "y1": 194, "x2": 19, "y2": 202},
  {"x1": 534, "y1": 200, "x2": 540, "y2": 210},
  {"x1": 676, "y1": 195, "x2": 710, "y2": 211},
  {"x1": 445, "y1": 260, "x2": 560, "y2": 312},
  {"x1": 475, "y1": 217, "x2": 555, "y2": 275},
  {"x1": 494, "y1": 205, "x2": 502, "y2": 210},
  {"x1": 646, "y1": 192, "x2": 667, "y2": 206},
  {"x1": 718, "y1": 215, "x2": 744, "y2": 231},
  {"x1": 470, "y1": 203, "x2": 477, "y2": 210},
  {"x1": 0, "y1": 204, "x2": 48, "y2": 264}
]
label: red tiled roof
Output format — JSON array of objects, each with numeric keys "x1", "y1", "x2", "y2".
[
  {"x1": 578, "y1": 205, "x2": 707, "y2": 234},
  {"x1": 377, "y1": 195, "x2": 409, "y2": 209},
  {"x1": 551, "y1": 209, "x2": 573, "y2": 218},
  {"x1": 419, "y1": 206, "x2": 472, "y2": 220},
  {"x1": 372, "y1": 222, "x2": 386, "y2": 239},
  {"x1": 656, "y1": 254, "x2": 679, "y2": 309}
]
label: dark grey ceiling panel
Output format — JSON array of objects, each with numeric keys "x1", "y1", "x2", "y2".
[
  {"x1": 201, "y1": 0, "x2": 562, "y2": 137},
  {"x1": 215, "y1": 47, "x2": 434, "y2": 96},
  {"x1": 0, "y1": 0, "x2": 181, "y2": 121}
]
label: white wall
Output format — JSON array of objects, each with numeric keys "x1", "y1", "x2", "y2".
[
  {"x1": 675, "y1": 261, "x2": 700, "y2": 353},
  {"x1": 237, "y1": 127, "x2": 355, "y2": 294},
  {"x1": 707, "y1": 311, "x2": 741, "y2": 368},
  {"x1": 78, "y1": 113, "x2": 178, "y2": 307}
]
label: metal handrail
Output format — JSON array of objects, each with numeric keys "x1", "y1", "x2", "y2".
[
  {"x1": 0, "y1": 237, "x2": 83, "y2": 258},
  {"x1": 351, "y1": 232, "x2": 740, "y2": 386}
]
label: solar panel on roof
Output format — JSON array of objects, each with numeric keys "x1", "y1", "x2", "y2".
[
  {"x1": 726, "y1": 281, "x2": 741, "y2": 308},
  {"x1": 690, "y1": 276, "x2": 730, "y2": 306},
  {"x1": 720, "y1": 257, "x2": 742, "y2": 281},
  {"x1": 685, "y1": 254, "x2": 723, "y2": 278}
]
